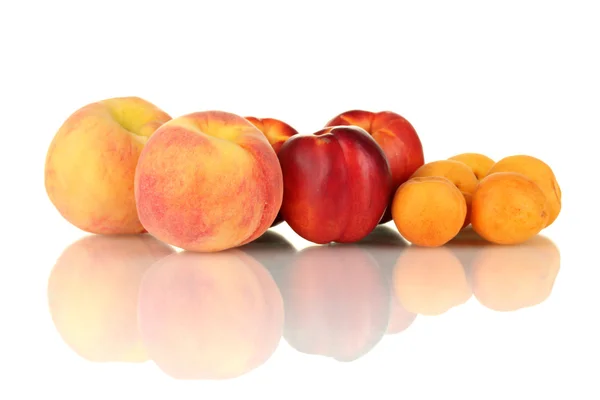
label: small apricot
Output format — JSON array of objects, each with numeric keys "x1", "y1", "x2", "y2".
[
  {"x1": 391, "y1": 176, "x2": 467, "y2": 247},
  {"x1": 448, "y1": 153, "x2": 495, "y2": 180},
  {"x1": 486, "y1": 155, "x2": 561, "y2": 226},
  {"x1": 461, "y1": 191, "x2": 472, "y2": 229},
  {"x1": 471, "y1": 172, "x2": 549, "y2": 245},
  {"x1": 410, "y1": 159, "x2": 478, "y2": 194}
]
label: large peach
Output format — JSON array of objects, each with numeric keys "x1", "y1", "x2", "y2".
[
  {"x1": 278, "y1": 126, "x2": 392, "y2": 244},
  {"x1": 137, "y1": 250, "x2": 284, "y2": 380},
  {"x1": 47, "y1": 234, "x2": 174, "y2": 363},
  {"x1": 279, "y1": 245, "x2": 391, "y2": 361},
  {"x1": 134, "y1": 111, "x2": 283, "y2": 252},
  {"x1": 44, "y1": 97, "x2": 171, "y2": 234},
  {"x1": 325, "y1": 110, "x2": 425, "y2": 223},
  {"x1": 245, "y1": 117, "x2": 299, "y2": 226}
]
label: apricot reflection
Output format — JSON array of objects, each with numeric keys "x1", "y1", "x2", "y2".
[
  {"x1": 47, "y1": 234, "x2": 174, "y2": 363},
  {"x1": 469, "y1": 235, "x2": 560, "y2": 311},
  {"x1": 137, "y1": 247, "x2": 285, "y2": 380},
  {"x1": 279, "y1": 241, "x2": 394, "y2": 362},
  {"x1": 393, "y1": 246, "x2": 472, "y2": 316}
]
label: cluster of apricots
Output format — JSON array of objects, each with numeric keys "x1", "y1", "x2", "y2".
[{"x1": 45, "y1": 96, "x2": 561, "y2": 250}]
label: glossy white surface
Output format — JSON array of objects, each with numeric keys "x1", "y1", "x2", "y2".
[{"x1": 3, "y1": 1, "x2": 599, "y2": 399}]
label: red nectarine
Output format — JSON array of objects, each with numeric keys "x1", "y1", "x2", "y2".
[
  {"x1": 325, "y1": 110, "x2": 424, "y2": 223},
  {"x1": 278, "y1": 126, "x2": 392, "y2": 244}
]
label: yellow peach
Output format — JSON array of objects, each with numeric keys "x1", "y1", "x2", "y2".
[{"x1": 44, "y1": 97, "x2": 171, "y2": 234}]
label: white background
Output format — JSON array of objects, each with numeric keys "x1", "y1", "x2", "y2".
[{"x1": 1, "y1": 1, "x2": 599, "y2": 399}]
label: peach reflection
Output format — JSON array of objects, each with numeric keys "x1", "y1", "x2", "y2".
[
  {"x1": 470, "y1": 235, "x2": 560, "y2": 311},
  {"x1": 137, "y1": 245, "x2": 285, "y2": 380},
  {"x1": 47, "y1": 234, "x2": 174, "y2": 363},
  {"x1": 280, "y1": 241, "x2": 393, "y2": 362}
]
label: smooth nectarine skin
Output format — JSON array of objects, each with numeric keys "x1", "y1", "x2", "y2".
[
  {"x1": 245, "y1": 116, "x2": 299, "y2": 153},
  {"x1": 44, "y1": 97, "x2": 171, "y2": 234},
  {"x1": 245, "y1": 116, "x2": 299, "y2": 227},
  {"x1": 137, "y1": 250, "x2": 284, "y2": 380},
  {"x1": 326, "y1": 110, "x2": 424, "y2": 189},
  {"x1": 280, "y1": 245, "x2": 391, "y2": 362},
  {"x1": 392, "y1": 176, "x2": 467, "y2": 247},
  {"x1": 471, "y1": 236, "x2": 560, "y2": 311},
  {"x1": 278, "y1": 126, "x2": 392, "y2": 244},
  {"x1": 47, "y1": 234, "x2": 174, "y2": 363},
  {"x1": 471, "y1": 172, "x2": 549, "y2": 245},
  {"x1": 487, "y1": 155, "x2": 561, "y2": 226},
  {"x1": 325, "y1": 110, "x2": 424, "y2": 223},
  {"x1": 134, "y1": 111, "x2": 283, "y2": 252},
  {"x1": 393, "y1": 246, "x2": 472, "y2": 316}
]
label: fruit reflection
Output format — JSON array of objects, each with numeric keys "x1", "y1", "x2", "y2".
[
  {"x1": 281, "y1": 244, "x2": 391, "y2": 362},
  {"x1": 357, "y1": 226, "x2": 416, "y2": 334},
  {"x1": 393, "y1": 246, "x2": 472, "y2": 316},
  {"x1": 47, "y1": 234, "x2": 174, "y2": 363},
  {"x1": 237, "y1": 230, "x2": 298, "y2": 287},
  {"x1": 137, "y1": 249, "x2": 284, "y2": 380},
  {"x1": 470, "y1": 235, "x2": 560, "y2": 311}
]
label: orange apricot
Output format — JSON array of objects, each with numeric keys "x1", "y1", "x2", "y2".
[
  {"x1": 461, "y1": 191, "x2": 472, "y2": 229},
  {"x1": 487, "y1": 155, "x2": 561, "y2": 226},
  {"x1": 391, "y1": 176, "x2": 467, "y2": 247},
  {"x1": 410, "y1": 159, "x2": 478, "y2": 194},
  {"x1": 471, "y1": 172, "x2": 549, "y2": 244},
  {"x1": 448, "y1": 153, "x2": 495, "y2": 180}
]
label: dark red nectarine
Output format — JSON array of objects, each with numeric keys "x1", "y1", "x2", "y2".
[{"x1": 278, "y1": 125, "x2": 392, "y2": 244}]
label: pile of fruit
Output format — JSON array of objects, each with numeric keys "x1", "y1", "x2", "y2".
[{"x1": 44, "y1": 96, "x2": 561, "y2": 250}]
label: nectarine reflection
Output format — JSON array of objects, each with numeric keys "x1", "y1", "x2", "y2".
[{"x1": 279, "y1": 245, "x2": 391, "y2": 361}]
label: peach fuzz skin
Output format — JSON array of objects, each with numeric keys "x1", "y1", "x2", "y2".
[
  {"x1": 325, "y1": 110, "x2": 424, "y2": 223},
  {"x1": 134, "y1": 111, "x2": 283, "y2": 253},
  {"x1": 44, "y1": 97, "x2": 171, "y2": 234},
  {"x1": 278, "y1": 126, "x2": 393, "y2": 244},
  {"x1": 245, "y1": 116, "x2": 299, "y2": 227}
]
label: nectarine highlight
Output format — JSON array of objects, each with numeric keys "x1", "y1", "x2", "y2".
[{"x1": 134, "y1": 111, "x2": 283, "y2": 252}]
